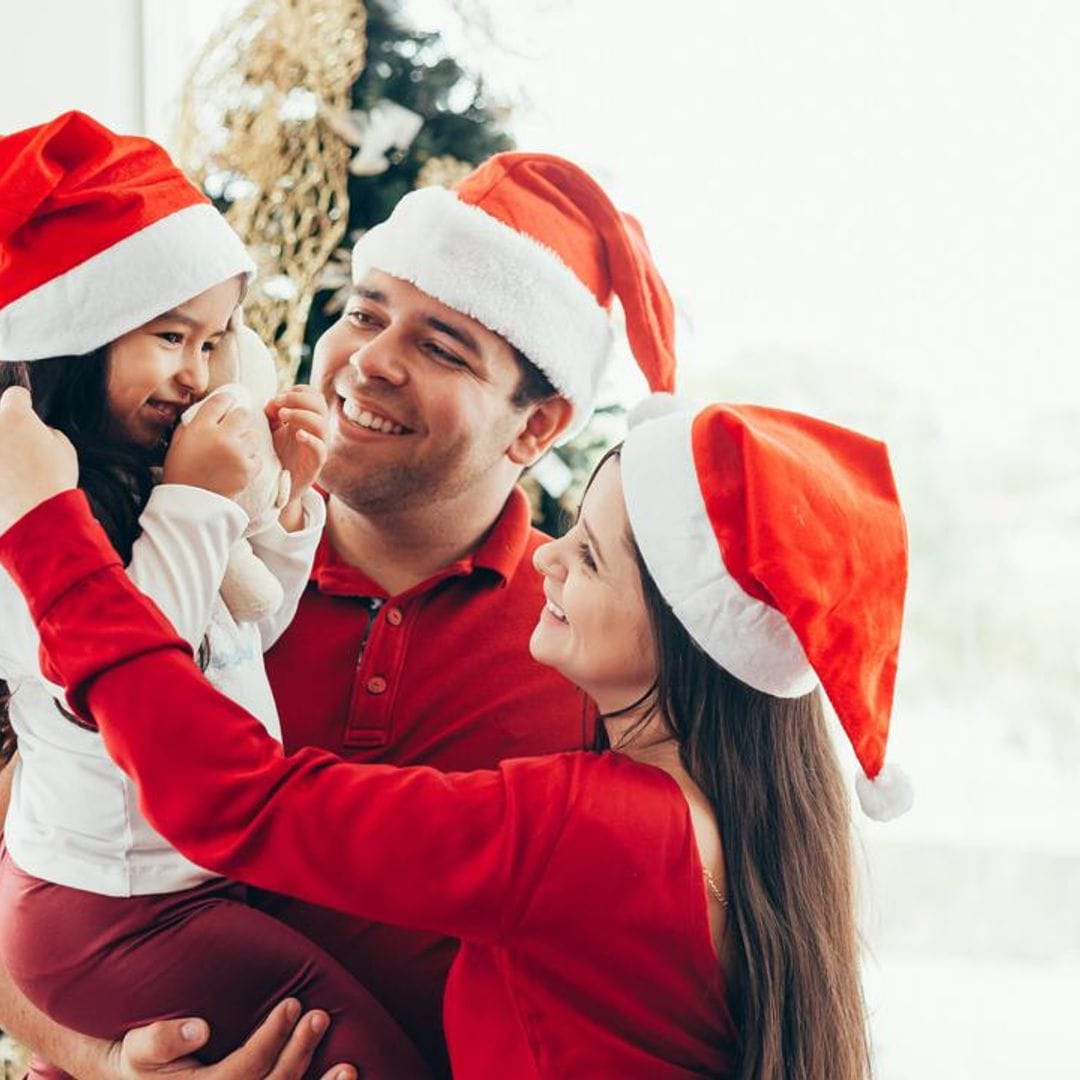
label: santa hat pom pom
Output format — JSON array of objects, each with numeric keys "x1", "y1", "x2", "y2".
[
  {"x1": 855, "y1": 762, "x2": 914, "y2": 822},
  {"x1": 627, "y1": 392, "x2": 693, "y2": 430}
]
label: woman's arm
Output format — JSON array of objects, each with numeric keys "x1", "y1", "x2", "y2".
[
  {"x1": 0, "y1": 485, "x2": 244, "y2": 682},
  {"x1": 0, "y1": 490, "x2": 576, "y2": 945}
]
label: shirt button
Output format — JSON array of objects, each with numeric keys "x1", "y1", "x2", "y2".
[
  {"x1": 386, "y1": 607, "x2": 403, "y2": 626},
  {"x1": 366, "y1": 676, "x2": 387, "y2": 695}
]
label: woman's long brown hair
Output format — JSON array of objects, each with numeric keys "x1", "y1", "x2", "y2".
[{"x1": 596, "y1": 445, "x2": 870, "y2": 1080}]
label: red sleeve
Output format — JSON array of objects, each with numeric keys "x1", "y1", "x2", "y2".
[{"x1": 0, "y1": 492, "x2": 579, "y2": 943}]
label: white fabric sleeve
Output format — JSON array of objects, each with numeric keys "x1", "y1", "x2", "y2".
[
  {"x1": 127, "y1": 485, "x2": 249, "y2": 652},
  {"x1": 247, "y1": 489, "x2": 326, "y2": 651},
  {"x1": 0, "y1": 485, "x2": 247, "y2": 683}
]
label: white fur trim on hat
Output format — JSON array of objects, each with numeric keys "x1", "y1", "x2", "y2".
[
  {"x1": 626, "y1": 391, "x2": 695, "y2": 429},
  {"x1": 621, "y1": 409, "x2": 818, "y2": 698},
  {"x1": 351, "y1": 186, "x2": 613, "y2": 432},
  {"x1": 855, "y1": 762, "x2": 914, "y2": 821},
  {"x1": 0, "y1": 204, "x2": 255, "y2": 362}
]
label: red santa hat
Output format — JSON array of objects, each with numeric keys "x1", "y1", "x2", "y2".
[
  {"x1": 621, "y1": 401, "x2": 913, "y2": 821},
  {"x1": 0, "y1": 111, "x2": 254, "y2": 362},
  {"x1": 351, "y1": 152, "x2": 676, "y2": 434}
]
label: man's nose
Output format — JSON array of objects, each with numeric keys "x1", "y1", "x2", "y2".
[{"x1": 350, "y1": 329, "x2": 407, "y2": 386}]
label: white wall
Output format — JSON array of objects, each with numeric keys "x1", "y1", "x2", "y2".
[{"x1": 0, "y1": 0, "x2": 144, "y2": 134}]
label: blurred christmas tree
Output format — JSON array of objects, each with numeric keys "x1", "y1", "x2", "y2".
[
  {"x1": 175, "y1": 0, "x2": 618, "y2": 538},
  {"x1": 304, "y1": 0, "x2": 514, "y2": 372}
]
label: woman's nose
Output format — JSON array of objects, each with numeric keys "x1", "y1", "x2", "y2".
[{"x1": 533, "y1": 540, "x2": 567, "y2": 580}]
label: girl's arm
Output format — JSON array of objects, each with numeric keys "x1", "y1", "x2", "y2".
[
  {"x1": 127, "y1": 485, "x2": 248, "y2": 649},
  {"x1": 246, "y1": 489, "x2": 326, "y2": 650},
  {"x1": 0, "y1": 490, "x2": 577, "y2": 945}
]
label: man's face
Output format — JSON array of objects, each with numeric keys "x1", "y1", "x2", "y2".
[{"x1": 311, "y1": 269, "x2": 531, "y2": 513}]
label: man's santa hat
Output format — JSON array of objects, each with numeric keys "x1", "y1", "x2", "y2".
[
  {"x1": 621, "y1": 400, "x2": 913, "y2": 821},
  {"x1": 351, "y1": 152, "x2": 676, "y2": 434},
  {"x1": 0, "y1": 111, "x2": 253, "y2": 362}
]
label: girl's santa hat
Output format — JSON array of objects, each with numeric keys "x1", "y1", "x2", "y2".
[
  {"x1": 621, "y1": 401, "x2": 913, "y2": 821},
  {"x1": 0, "y1": 111, "x2": 253, "y2": 362},
  {"x1": 351, "y1": 152, "x2": 676, "y2": 435}
]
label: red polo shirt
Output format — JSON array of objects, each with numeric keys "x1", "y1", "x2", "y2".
[{"x1": 263, "y1": 486, "x2": 589, "y2": 1072}]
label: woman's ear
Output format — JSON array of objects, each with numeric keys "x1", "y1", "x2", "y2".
[{"x1": 507, "y1": 396, "x2": 574, "y2": 467}]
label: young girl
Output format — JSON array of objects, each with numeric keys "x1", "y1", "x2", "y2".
[
  {"x1": 0, "y1": 381, "x2": 912, "y2": 1078},
  {"x1": 0, "y1": 112, "x2": 427, "y2": 1079}
]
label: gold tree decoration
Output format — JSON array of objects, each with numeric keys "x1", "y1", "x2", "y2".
[{"x1": 174, "y1": 0, "x2": 367, "y2": 382}]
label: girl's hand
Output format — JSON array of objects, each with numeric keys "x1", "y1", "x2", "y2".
[
  {"x1": 266, "y1": 387, "x2": 328, "y2": 531},
  {"x1": 0, "y1": 387, "x2": 78, "y2": 534},
  {"x1": 164, "y1": 395, "x2": 261, "y2": 500}
]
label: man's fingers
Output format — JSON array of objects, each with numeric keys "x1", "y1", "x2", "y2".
[
  {"x1": 121, "y1": 1015, "x2": 209, "y2": 1070},
  {"x1": 241, "y1": 1002, "x2": 332, "y2": 1080},
  {"x1": 199, "y1": 998, "x2": 301, "y2": 1080}
]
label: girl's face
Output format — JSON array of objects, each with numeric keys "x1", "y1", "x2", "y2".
[
  {"x1": 530, "y1": 457, "x2": 658, "y2": 713},
  {"x1": 104, "y1": 277, "x2": 242, "y2": 449}
]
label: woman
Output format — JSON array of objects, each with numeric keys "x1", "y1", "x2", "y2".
[{"x1": 0, "y1": 386, "x2": 910, "y2": 1079}]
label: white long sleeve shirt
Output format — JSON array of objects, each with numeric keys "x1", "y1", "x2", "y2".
[{"x1": 0, "y1": 484, "x2": 325, "y2": 897}]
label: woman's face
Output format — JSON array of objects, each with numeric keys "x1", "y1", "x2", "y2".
[
  {"x1": 104, "y1": 277, "x2": 242, "y2": 449},
  {"x1": 530, "y1": 457, "x2": 658, "y2": 713}
]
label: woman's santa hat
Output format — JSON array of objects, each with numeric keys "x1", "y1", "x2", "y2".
[
  {"x1": 0, "y1": 111, "x2": 253, "y2": 362},
  {"x1": 351, "y1": 152, "x2": 676, "y2": 435},
  {"x1": 621, "y1": 400, "x2": 913, "y2": 821}
]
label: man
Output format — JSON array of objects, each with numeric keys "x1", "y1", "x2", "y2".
[{"x1": 0, "y1": 152, "x2": 675, "y2": 1078}]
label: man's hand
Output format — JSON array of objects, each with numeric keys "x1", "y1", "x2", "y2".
[
  {"x1": 0, "y1": 387, "x2": 78, "y2": 534},
  {"x1": 108, "y1": 999, "x2": 355, "y2": 1080},
  {"x1": 266, "y1": 388, "x2": 328, "y2": 532}
]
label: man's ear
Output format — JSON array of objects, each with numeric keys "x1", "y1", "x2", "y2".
[{"x1": 507, "y1": 396, "x2": 574, "y2": 467}]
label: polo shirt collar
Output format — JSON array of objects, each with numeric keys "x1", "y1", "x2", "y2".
[{"x1": 311, "y1": 485, "x2": 534, "y2": 599}]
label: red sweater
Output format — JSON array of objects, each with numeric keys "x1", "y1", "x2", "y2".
[
  {"x1": 1, "y1": 492, "x2": 738, "y2": 1078},
  {"x1": 262, "y1": 490, "x2": 589, "y2": 1068}
]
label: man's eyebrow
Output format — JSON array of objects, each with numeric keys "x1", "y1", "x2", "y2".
[
  {"x1": 351, "y1": 286, "x2": 388, "y2": 304},
  {"x1": 153, "y1": 311, "x2": 229, "y2": 337},
  {"x1": 581, "y1": 516, "x2": 607, "y2": 570},
  {"x1": 425, "y1": 316, "x2": 480, "y2": 357}
]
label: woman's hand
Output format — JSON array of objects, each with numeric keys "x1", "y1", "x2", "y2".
[
  {"x1": 265, "y1": 387, "x2": 329, "y2": 532},
  {"x1": 164, "y1": 394, "x2": 262, "y2": 500},
  {"x1": 107, "y1": 999, "x2": 355, "y2": 1080},
  {"x1": 0, "y1": 386, "x2": 78, "y2": 534}
]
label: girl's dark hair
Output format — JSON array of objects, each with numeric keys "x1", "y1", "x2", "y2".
[
  {"x1": 592, "y1": 446, "x2": 870, "y2": 1080},
  {"x1": 0, "y1": 352, "x2": 161, "y2": 761}
]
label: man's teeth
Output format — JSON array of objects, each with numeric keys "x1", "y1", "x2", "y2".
[
  {"x1": 341, "y1": 399, "x2": 406, "y2": 434},
  {"x1": 546, "y1": 601, "x2": 568, "y2": 623}
]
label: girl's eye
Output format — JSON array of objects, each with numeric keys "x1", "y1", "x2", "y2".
[
  {"x1": 202, "y1": 340, "x2": 218, "y2": 353},
  {"x1": 157, "y1": 332, "x2": 183, "y2": 345},
  {"x1": 346, "y1": 309, "x2": 378, "y2": 328},
  {"x1": 578, "y1": 540, "x2": 597, "y2": 571}
]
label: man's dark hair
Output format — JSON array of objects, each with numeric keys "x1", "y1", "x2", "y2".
[{"x1": 510, "y1": 347, "x2": 558, "y2": 409}]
